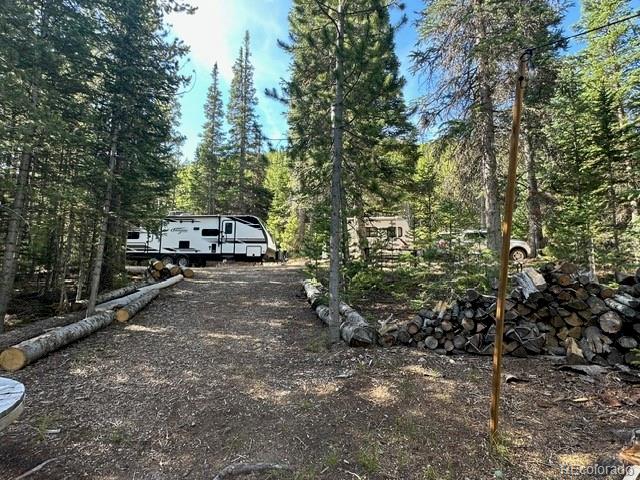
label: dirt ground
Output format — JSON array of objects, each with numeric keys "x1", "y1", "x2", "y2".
[{"x1": 1, "y1": 264, "x2": 639, "y2": 480}]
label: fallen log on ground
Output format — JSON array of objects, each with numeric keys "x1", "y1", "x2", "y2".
[
  {"x1": 138, "y1": 274, "x2": 183, "y2": 293},
  {"x1": 0, "y1": 273, "x2": 185, "y2": 371},
  {"x1": 338, "y1": 302, "x2": 378, "y2": 346},
  {"x1": 0, "y1": 311, "x2": 85, "y2": 352},
  {"x1": 115, "y1": 290, "x2": 159, "y2": 322},
  {"x1": 124, "y1": 265, "x2": 149, "y2": 274},
  {"x1": 302, "y1": 280, "x2": 377, "y2": 347},
  {"x1": 97, "y1": 275, "x2": 183, "y2": 311},
  {"x1": 0, "y1": 311, "x2": 116, "y2": 371},
  {"x1": 72, "y1": 280, "x2": 156, "y2": 310}
]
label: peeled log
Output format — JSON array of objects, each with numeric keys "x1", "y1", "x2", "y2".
[
  {"x1": 115, "y1": 290, "x2": 159, "y2": 322},
  {"x1": 124, "y1": 265, "x2": 149, "y2": 274},
  {"x1": 138, "y1": 274, "x2": 183, "y2": 294},
  {"x1": 98, "y1": 275, "x2": 183, "y2": 311},
  {"x1": 96, "y1": 290, "x2": 149, "y2": 311},
  {"x1": 613, "y1": 294, "x2": 639, "y2": 309},
  {"x1": 0, "y1": 311, "x2": 116, "y2": 371}
]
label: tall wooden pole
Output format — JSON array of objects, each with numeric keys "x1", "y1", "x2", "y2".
[{"x1": 489, "y1": 51, "x2": 529, "y2": 441}]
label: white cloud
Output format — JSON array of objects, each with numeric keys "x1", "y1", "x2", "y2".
[
  {"x1": 168, "y1": 1, "x2": 292, "y2": 159},
  {"x1": 167, "y1": 0, "x2": 288, "y2": 81}
]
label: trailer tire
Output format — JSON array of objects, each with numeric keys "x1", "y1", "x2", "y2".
[
  {"x1": 161, "y1": 256, "x2": 174, "y2": 266},
  {"x1": 176, "y1": 256, "x2": 189, "y2": 268}
]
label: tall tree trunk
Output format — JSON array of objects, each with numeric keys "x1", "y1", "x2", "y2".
[
  {"x1": 86, "y1": 129, "x2": 118, "y2": 315},
  {"x1": 58, "y1": 210, "x2": 75, "y2": 310},
  {"x1": 294, "y1": 205, "x2": 306, "y2": 253},
  {"x1": 523, "y1": 132, "x2": 544, "y2": 256},
  {"x1": 474, "y1": 0, "x2": 500, "y2": 252},
  {"x1": 328, "y1": 1, "x2": 345, "y2": 344},
  {"x1": 0, "y1": 152, "x2": 32, "y2": 332}
]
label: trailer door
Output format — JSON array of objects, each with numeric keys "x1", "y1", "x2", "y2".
[{"x1": 220, "y1": 219, "x2": 236, "y2": 255}]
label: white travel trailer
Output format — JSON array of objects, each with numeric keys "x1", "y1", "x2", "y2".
[
  {"x1": 346, "y1": 216, "x2": 414, "y2": 258},
  {"x1": 126, "y1": 214, "x2": 277, "y2": 266}
]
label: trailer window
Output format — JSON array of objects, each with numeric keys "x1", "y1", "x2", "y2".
[
  {"x1": 224, "y1": 222, "x2": 233, "y2": 235},
  {"x1": 127, "y1": 231, "x2": 140, "y2": 240},
  {"x1": 397, "y1": 227, "x2": 403, "y2": 237},
  {"x1": 179, "y1": 241, "x2": 190, "y2": 249},
  {"x1": 386, "y1": 227, "x2": 397, "y2": 238},
  {"x1": 202, "y1": 229, "x2": 219, "y2": 236}
]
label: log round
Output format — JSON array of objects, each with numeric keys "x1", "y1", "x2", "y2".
[
  {"x1": 115, "y1": 290, "x2": 160, "y2": 322},
  {"x1": 164, "y1": 263, "x2": 181, "y2": 277},
  {"x1": 181, "y1": 267, "x2": 194, "y2": 278},
  {"x1": 0, "y1": 311, "x2": 116, "y2": 371},
  {"x1": 599, "y1": 311, "x2": 623, "y2": 334}
]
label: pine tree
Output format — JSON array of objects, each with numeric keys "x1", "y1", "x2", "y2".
[
  {"x1": 227, "y1": 31, "x2": 266, "y2": 213},
  {"x1": 281, "y1": 0, "x2": 414, "y2": 341},
  {"x1": 412, "y1": 0, "x2": 564, "y2": 253},
  {"x1": 578, "y1": 0, "x2": 640, "y2": 263},
  {"x1": 192, "y1": 63, "x2": 226, "y2": 214},
  {"x1": 264, "y1": 149, "x2": 298, "y2": 251}
]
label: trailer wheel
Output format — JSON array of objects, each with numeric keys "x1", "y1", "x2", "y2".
[
  {"x1": 161, "y1": 256, "x2": 174, "y2": 266},
  {"x1": 176, "y1": 256, "x2": 189, "y2": 268}
]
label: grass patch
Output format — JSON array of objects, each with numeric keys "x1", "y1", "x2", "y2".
[
  {"x1": 108, "y1": 426, "x2": 132, "y2": 446},
  {"x1": 323, "y1": 447, "x2": 340, "y2": 469},
  {"x1": 34, "y1": 414, "x2": 60, "y2": 442},
  {"x1": 491, "y1": 432, "x2": 513, "y2": 463},
  {"x1": 356, "y1": 443, "x2": 380, "y2": 474}
]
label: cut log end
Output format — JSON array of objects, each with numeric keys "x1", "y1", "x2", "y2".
[
  {"x1": 0, "y1": 348, "x2": 27, "y2": 372},
  {"x1": 181, "y1": 268, "x2": 194, "y2": 278},
  {"x1": 115, "y1": 310, "x2": 130, "y2": 323}
]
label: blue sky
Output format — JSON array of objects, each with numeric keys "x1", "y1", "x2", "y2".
[{"x1": 167, "y1": 0, "x2": 638, "y2": 162}]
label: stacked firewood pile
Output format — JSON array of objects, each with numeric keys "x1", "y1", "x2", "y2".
[
  {"x1": 126, "y1": 259, "x2": 194, "y2": 280},
  {"x1": 382, "y1": 263, "x2": 640, "y2": 367}
]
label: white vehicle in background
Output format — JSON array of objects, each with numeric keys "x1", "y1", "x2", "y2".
[
  {"x1": 126, "y1": 213, "x2": 276, "y2": 267},
  {"x1": 437, "y1": 229, "x2": 533, "y2": 261},
  {"x1": 346, "y1": 216, "x2": 414, "y2": 258}
]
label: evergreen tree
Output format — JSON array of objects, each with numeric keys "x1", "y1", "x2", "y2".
[
  {"x1": 0, "y1": 0, "x2": 191, "y2": 326},
  {"x1": 412, "y1": 0, "x2": 564, "y2": 253},
  {"x1": 227, "y1": 31, "x2": 266, "y2": 214},
  {"x1": 192, "y1": 63, "x2": 227, "y2": 214},
  {"x1": 281, "y1": 0, "x2": 414, "y2": 340},
  {"x1": 264, "y1": 149, "x2": 298, "y2": 251}
]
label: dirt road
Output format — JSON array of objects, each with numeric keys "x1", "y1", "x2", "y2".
[{"x1": 0, "y1": 264, "x2": 637, "y2": 479}]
